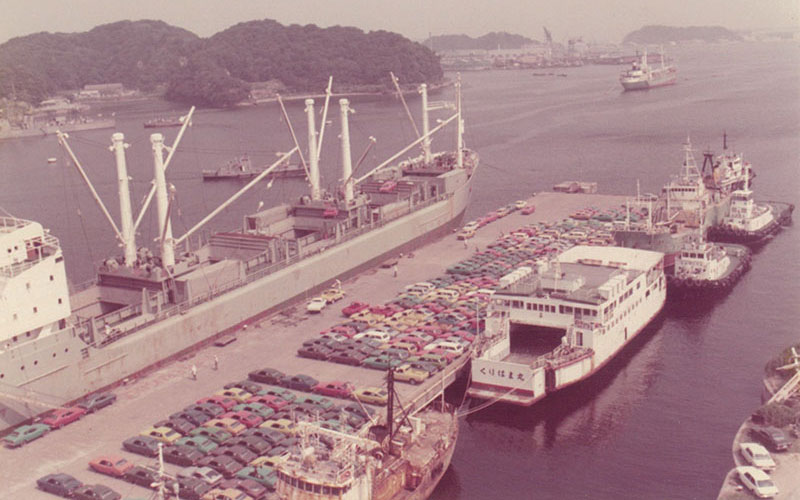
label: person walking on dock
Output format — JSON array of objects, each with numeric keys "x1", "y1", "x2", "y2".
[
  {"x1": 191, "y1": 364, "x2": 197, "y2": 380},
  {"x1": 393, "y1": 263, "x2": 398, "y2": 278},
  {"x1": 213, "y1": 355, "x2": 219, "y2": 371}
]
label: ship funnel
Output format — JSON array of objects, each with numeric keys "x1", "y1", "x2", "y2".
[
  {"x1": 111, "y1": 132, "x2": 136, "y2": 267},
  {"x1": 340, "y1": 98, "x2": 354, "y2": 203},
  {"x1": 305, "y1": 99, "x2": 321, "y2": 200},
  {"x1": 151, "y1": 133, "x2": 174, "y2": 268}
]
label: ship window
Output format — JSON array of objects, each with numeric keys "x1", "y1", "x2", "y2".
[
  {"x1": 313, "y1": 484, "x2": 322, "y2": 493},
  {"x1": 50, "y1": 275, "x2": 54, "y2": 281},
  {"x1": 20, "y1": 365, "x2": 24, "y2": 370},
  {"x1": 64, "y1": 348, "x2": 68, "y2": 353},
  {"x1": 58, "y1": 298, "x2": 62, "y2": 304},
  {"x1": 53, "y1": 352, "x2": 56, "y2": 358},
  {"x1": 0, "y1": 374, "x2": 3, "y2": 379},
  {"x1": 576, "y1": 331, "x2": 583, "y2": 346},
  {"x1": 33, "y1": 307, "x2": 38, "y2": 313},
  {"x1": 34, "y1": 360, "x2": 38, "y2": 366},
  {"x1": 12, "y1": 314, "x2": 17, "y2": 321}
]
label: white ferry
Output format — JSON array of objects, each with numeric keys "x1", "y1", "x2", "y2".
[{"x1": 468, "y1": 246, "x2": 666, "y2": 406}]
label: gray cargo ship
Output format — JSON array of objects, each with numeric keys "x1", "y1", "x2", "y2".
[{"x1": 0, "y1": 81, "x2": 477, "y2": 432}]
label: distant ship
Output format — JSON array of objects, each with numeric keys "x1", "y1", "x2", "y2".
[
  {"x1": 202, "y1": 155, "x2": 306, "y2": 181},
  {"x1": 0, "y1": 81, "x2": 477, "y2": 432},
  {"x1": 619, "y1": 48, "x2": 677, "y2": 91},
  {"x1": 0, "y1": 98, "x2": 114, "y2": 140},
  {"x1": 143, "y1": 116, "x2": 184, "y2": 128},
  {"x1": 468, "y1": 246, "x2": 667, "y2": 406}
]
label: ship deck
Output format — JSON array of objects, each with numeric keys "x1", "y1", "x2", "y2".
[{"x1": 2, "y1": 192, "x2": 628, "y2": 499}]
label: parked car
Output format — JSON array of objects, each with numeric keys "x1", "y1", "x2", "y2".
[
  {"x1": 155, "y1": 417, "x2": 197, "y2": 436},
  {"x1": 198, "y1": 454, "x2": 244, "y2": 479},
  {"x1": 280, "y1": 374, "x2": 318, "y2": 391},
  {"x1": 163, "y1": 444, "x2": 205, "y2": 466},
  {"x1": 235, "y1": 466, "x2": 277, "y2": 490},
  {"x1": 176, "y1": 476, "x2": 213, "y2": 500},
  {"x1": 353, "y1": 387, "x2": 389, "y2": 406},
  {"x1": 36, "y1": 473, "x2": 82, "y2": 497},
  {"x1": 198, "y1": 396, "x2": 239, "y2": 411},
  {"x1": 178, "y1": 466, "x2": 224, "y2": 487},
  {"x1": 739, "y1": 442, "x2": 777, "y2": 471},
  {"x1": 342, "y1": 301, "x2": 370, "y2": 317},
  {"x1": 224, "y1": 380, "x2": 264, "y2": 395},
  {"x1": 220, "y1": 410, "x2": 264, "y2": 429},
  {"x1": 123, "y1": 465, "x2": 159, "y2": 489},
  {"x1": 247, "y1": 394, "x2": 290, "y2": 412},
  {"x1": 312, "y1": 381, "x2": 355, "y2": 399},
  {"x1": 219, "y1": 478, "x2": 268, "y2": 500},
  {"x1": 212, "y1": 444, "x2": 258, "y2": 465},
  {"x1": 736, "y1": 466, "x2": 779, "y2": 498},
  {"x1": 89, "y1": 455, "x2": 134, "y2": 477},
  {"x1": 247, "y1": 368, "x2": 285, "y2": 385},
  {"x1": 72, "y1": 484, "x2": 121, "y2": 500},
  {"x1": 214, "y1": 388, "x2": 253, "y2": 404},
  {"x1": 187, "y1": 403, "x2": 226, "y2": 418},
  {"x1": 3, "y1": 423, "x2": 50, "y2": 448},
  {"x1": 306, "y1": 297, "x2": 327, "y2": 313},
  {"x1": 201, "y1": 487, "x2": 253, "y2": 500},
  {"x1": 122, "y1": 435, "x2": 161, "y2": 457},
  {"x1": 188, "y1": 426, "x2": 232, "y2": 445},
  {"x1": 76, "y1": 392, "x2": 117, "y2": 413},
  {"x1": 42, "y1": 406, "x2": 86, "y2": 429},
  {"x1": 393, "y1": 364, "x2": 429, "y2": 384},
  {"x1": 140, "y1": 425, "x2": 181, "y2": 444},
  {"x1": 751, "y1": 426, "x2": 792, "y2": 452},
  {"x1": 230, "y1": 435, "x2": 273, "y2": 455},
  {"x1": 242, "y1": 428, "x2": 287, "y2": 446},
  {"x1": 321, "y1": 287, "x2": 346, "y2": 303},
  {"x1": 297, "y1": 345, "x2": 334, "y2": 360},
  {"x1": 177, "y1": 435, "x2": 221, "y2": 454},
  {"x1": 172, "y1": 409, "x2": 214, "y2": 426}
]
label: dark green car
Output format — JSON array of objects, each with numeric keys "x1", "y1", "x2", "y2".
[{"x1": 3, "y1": 423, "x2": 50, "y2": 448}]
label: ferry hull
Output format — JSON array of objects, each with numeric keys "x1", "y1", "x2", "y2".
[{"x1": 0, "y1": 179, "x2": 472, "y2": 431}]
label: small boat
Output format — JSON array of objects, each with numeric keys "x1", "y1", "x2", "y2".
[
  {"x1": 201, "y1": 155, "x2": 307, "y2": 181},
  {"x1": 667, "y1": 234, "x2": 750, "y2": 296},
  {"x1": 143, "y1": 116, "x2": 183, "y2": 128},
  {"x1": 47, "y1": 157, "x2": 57, "y2": 164}
]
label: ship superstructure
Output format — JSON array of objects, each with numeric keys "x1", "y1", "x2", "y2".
[
  {"x1": 468, "y1": 245, "x2": 666, "y2": 406},
  {"x1": 0, "y1": 79, "x2": 477, "y2": 431},
  {"x1": 619, "y1": 48, "x2": 677, "y2": 91}
]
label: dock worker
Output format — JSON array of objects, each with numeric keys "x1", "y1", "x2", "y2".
[
  {"x1": 393, "y1": 263, "x2": 398, "y2": 278},
  {"x1": 191, "y1": 364, "x2": 197, "y2": 380},
  {"x1": 213, "y1": 355, "x2": 219, "y2": 371}
]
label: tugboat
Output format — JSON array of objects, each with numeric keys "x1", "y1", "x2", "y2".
[
  {"x1": 667, "y1": 234, "x2": 751, "y2": 297},
  {"x1": 274, "y1": 370, "x2": 458, "y2": 500}
]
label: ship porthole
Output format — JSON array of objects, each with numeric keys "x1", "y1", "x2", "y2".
[
  {"x1": 34, "y1": 360, "x2": 38, "y2": 366},
  {"x1": 20, "y1": 365, "x2": 24, "y2": 370}
]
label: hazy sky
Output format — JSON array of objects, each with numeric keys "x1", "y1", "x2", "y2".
[{"x1": 2, "y1": 0, "x2": 798, "y2": 44}]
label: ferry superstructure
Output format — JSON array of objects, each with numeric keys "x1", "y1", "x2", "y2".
[
  {"x1": 0, "y1": 80, "x2": 477, "y2": 432},
  {"x1": 467, "y1": 246, "x2": 666, "y2": 406}
]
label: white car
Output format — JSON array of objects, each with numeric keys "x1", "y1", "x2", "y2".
[
  {"x1": 514, "y1": 200, "x2": 527, "y2": 209},
  {"x1": 306, "y1": 297, "x2": 327, "y2": 313},
  {"x1": 739, "y1": 442, "x2": 776, "y2": 471},
  {"x1": 736, "y1": 466, "x2": 778, "y2": 498}
]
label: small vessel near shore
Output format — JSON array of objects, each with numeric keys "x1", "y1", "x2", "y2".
[
  {"x1": 667, "y1": 235, "x2": 750, "y2": 296},
  {"x1": 467, "y1": 245, "x2": 666, "y2": 406},
  {"x1": 707, "y1": 186, "x2": 794, "y2": 245},
  {"x1": 143, "y1": 116, "x2": 183, "y2": 128},
  {"x1": 0, "y1": 97, "x2": 115, "y2": 140},
  {"x1": 202, "y1": 155, "x2": 306, "y2": 181},
  {"x1": 620, "y1": 48, "x2": 677, "y2": 91}
]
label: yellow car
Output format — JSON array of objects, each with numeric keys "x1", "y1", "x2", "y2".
[
  {"x1": 214, "y1": 388, "x2": 252, "y2": 403},
  {"x1": 259, "y1": 418, "x2": 296, "y2": 436},
  {"x1": 140, "y1": 426, "x2": 181, "y2": 444},
  {"x1": 203, "y1": 417, "x2": 247, "y2": 436},
  {"x1": 353, "y1": 387, "x2": 389, "y2": 406},
  {"x1": 393, "y1": 364, "x2": 429, "y2": 385},
  {"x1": 250, "y1": 452, "x2": 289, "y2": 468},
  {"x1": 321, "y1": 288, "x2": 346, "y2": 303}
]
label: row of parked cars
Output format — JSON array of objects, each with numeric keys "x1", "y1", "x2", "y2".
[
  {"x1": 457, "y1": 200, "x2": 533, "y2": 239},
  {"x1": 4, "y1": 392, "x2": 117, "y2": 449},
  {"x1": 734, "y1": 425, "x2": 795, "y2": 498},
  {"x1": 91, "y1": 372, "x2": 379, "y2": 499}
]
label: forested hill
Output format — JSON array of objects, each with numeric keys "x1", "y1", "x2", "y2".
[
  {"x1": 0, "y1": 19, "x2": 443, "y2": 108},
  {"x1": 424, "y1": 32, "x2": 537, "y2": 51},
  {"x1": 623, "y1": 25, "x2": 743, "y2": 44}
]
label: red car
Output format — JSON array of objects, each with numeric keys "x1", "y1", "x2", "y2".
[
  {"x1": 247, "y1": 395, "x2": 290, "y2": 412},
  {"x1": 42, "y1": 407, "x2": 86, "y2": 429},
  {"x1": 428, "y1": 348, "x2": 458, "y2": 363},
  {"x1": 521, "y1": 205, "x2": 536, "y2": 215},
  {"x1": 312, "y1": 381, "x2": 355, "y2": 399},
  {"x1": 197, "y1": 396, "x2": 238, "y2": 411},
  {"x1": 342, "y1": 301, "x2": 370, "y2": 317},
  {"x1": 89, "y1": 455, "x2": 134, "y2": 477},
  {"x1": 220, "y1": 410, "x2": 263, "y2": 429},
  {"x1": 370, "y1": 304, "x2": 402, "y2": 317}
]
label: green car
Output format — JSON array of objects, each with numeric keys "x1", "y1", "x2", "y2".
[
  {"x1": 409, "y1": 353, "x2": 449, "y2": 370},
  {"x1": 233, "y1": 403, "x2": 275, "y2": 420},
  {"x1": 188, "y1": 426, "x2": 231, "y2": 444},
  {"x1": 3, "y1": 423, "x2": 50, "y2": 447},
  {"x1": 257, "y1": 385, "x2": 296, "y2": 402},
  {"x1": 236, "y1": 466, "x2": 278, "y2": 490},
  {"x1": 175, "y1": 435, "x2": 218, "y2": 454}
]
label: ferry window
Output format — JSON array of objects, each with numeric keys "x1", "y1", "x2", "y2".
[
  {"x1": 26, "y1": 282, "x2": 31, "y2": 290},
  {"x1": 323, "y1": 486, "x2": 331, "y2": 494},
  {"x1": 12, "y1": 314, "x2": 17, "y2": 321},
  {"x1": 50, "y1": 275, "x2": 54, "y2": 281},
  {"x1": 33, "y1": 306, "x2": 38, "y2": 313},
  {"x1": 576, "y1": 331, "x2": 583, "y2": 346},
  {"x1": 314, "y1": 484, "x2": 322, "y2": 493},
  {"x1": 646, "y1": 290, "x2": 650, "y2": 297}
]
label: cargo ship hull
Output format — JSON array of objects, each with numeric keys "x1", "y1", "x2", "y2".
[{"x1": 0, "y1": 178, "x2": 471, "y2": 431}]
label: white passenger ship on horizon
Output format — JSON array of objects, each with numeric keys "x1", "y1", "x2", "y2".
[{"x1": 468, "y1": 246, "x2": 666, "y2": 406}]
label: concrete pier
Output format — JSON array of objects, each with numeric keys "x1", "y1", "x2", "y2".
[{"x1": 2, "y1": 192, "x2": 628, "y2": 499}]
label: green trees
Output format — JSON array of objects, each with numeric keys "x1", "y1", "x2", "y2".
[{"x1": 0, "y1": 19, "x2": 443, "y2": 108}]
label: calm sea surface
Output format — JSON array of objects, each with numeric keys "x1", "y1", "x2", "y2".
[{"x1": 0, "y1": 41, "x2": 798, "y2": 500}]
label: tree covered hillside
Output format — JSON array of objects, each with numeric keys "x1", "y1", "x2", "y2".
[
  {"x1": 0, "y1": 19, "x2": 443, "y2": 108},
  {"x1": 623, "y1": 25, "x2": 743, "y2": 44},
  {"x1": 424, "y1": 32, "x2": 538, "y2": 51}
]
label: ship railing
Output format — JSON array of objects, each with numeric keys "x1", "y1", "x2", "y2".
[{"x1": 0, "y1": 235, "x2": 61, "y2": 277}]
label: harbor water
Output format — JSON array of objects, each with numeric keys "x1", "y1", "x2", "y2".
[{"x1": 0, "y1": 41, "x2": 798, "y2": 499}]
